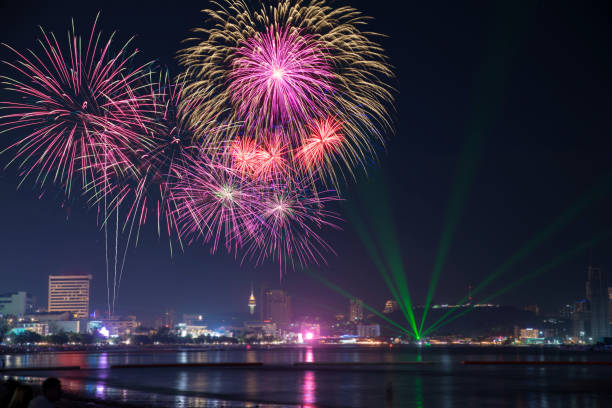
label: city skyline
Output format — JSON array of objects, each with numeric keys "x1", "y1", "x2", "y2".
[{"x1": 3, "y1": 266, "x2": 609, "y2": 338}]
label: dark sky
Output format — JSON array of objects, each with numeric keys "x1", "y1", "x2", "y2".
[{"x1": 1, "y1": 0, "x2": 611, "y2": 325}]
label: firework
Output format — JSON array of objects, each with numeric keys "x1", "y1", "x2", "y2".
[
  {"x1": 243, "y1": 179, "x2": 341, "y2": 269},
  {"x1": 297, "y1": 115, "x2": 346, "y2": 183},
  {"x1": 229, "y1": 137, "x2": 258, "y2": 176},
  {"x1": 171, "y1": 150, "x2": 264, "y2": 254},
  {"x1": 0, "y1": 3, "x2": 383, "y2": 272},
  {"x1": 229, "y1": 26, "x2": 334, "y2": 132},
  {"x1": 172, "y1": 144, "x2": 340, "y2": 267},
  {"x1": 90, "y1": 71, "x2": 232, "y2": 255},
  {"x1": 179, "y1": 0, "x2": 394, "y2": 183},
  {"x1": 253, "y1": 134, "x2": 288, "y2": 181},
  {"x1": 0, "y1": 14, "x2": 151, "y2": 196}
]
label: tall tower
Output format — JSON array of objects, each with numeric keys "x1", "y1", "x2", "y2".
[
  {"x1": 586, "y1": 266, "x2": 609, "y2": 341},
  {"x1": 248, "y1": 283, "x2": 256, "y2": 315},
  {"x1": 350, "y1": 298, "x2": 364, "y2": 321}
]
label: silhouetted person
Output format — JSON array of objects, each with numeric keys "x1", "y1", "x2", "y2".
[
  {"x1": 28, "y1": 379, "x2": 61, "y2": 408},
  {"x1": 7, "y1": 385, "x2": 33, "y2": 408},
  {"x1": 0, "y1": 379, "x2": 20, "y2": 408}
]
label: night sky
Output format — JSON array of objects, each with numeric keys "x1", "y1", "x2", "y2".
[{"x1": 1, "y1": 1, "x2": 611, "y2": 325}]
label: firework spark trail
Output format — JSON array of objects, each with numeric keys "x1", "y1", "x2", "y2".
[{"x1": 0, "y1": 14, "x2": 152, "y2": 197}]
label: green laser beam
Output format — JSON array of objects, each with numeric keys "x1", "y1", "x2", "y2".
[
  {"x1": 344, "y1": 202, "x2": 417, "y2": 334},
  {"x1": 422, "y1": 231, "x2": 611, "y2": 336},
  {"x1": 356, "y1": 172, "x2": 419, "y2": 337},
  {"x1": 423, "y1": 171, "x2": 612, "y2": 333},
  {"x1": 303, "y1": 268, "x2": 415, "y2": 338},
  {"x1": 418, "y1": 129, "x2": 483, "y2": 334}
]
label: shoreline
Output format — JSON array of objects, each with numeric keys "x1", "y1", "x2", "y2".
[{"x1": 1, "y1": 342, "x2": 606, "y2": 356}]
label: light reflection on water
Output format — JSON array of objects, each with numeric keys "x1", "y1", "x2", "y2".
[
  {"x1": 2, "y1": 347, "x2": 612, "y2": 407},
  {"x1": 302, "y1": 370, "x2": 316, "y2": 407}
]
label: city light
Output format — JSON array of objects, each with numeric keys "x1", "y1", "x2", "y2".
[{"x1": 99, "y1": 327, "x2": 110, "y2": 338}]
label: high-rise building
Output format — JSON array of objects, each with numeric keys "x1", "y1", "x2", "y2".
[
  {"x1": 0, "y1": 291, "x2": 35, "y2": 316},
  {"x1": 608, "y1": 287, "x2": 612, "y2": 325},
  {"x1": 248, "y1": 284, "x2": 256, "y2": 315},
  {"x1": 383, "y1": 300, "x2": 398, "y2": 314},
  {"x1": 350, "y1": 298, "x2": 364, "y2": 321},
  {"x1": 586, "y1": 266, "x2": 609, "y2": 341},
  {"x1": 571, "y1": 299, "x2": 589, "y2": 340},
  {"x1": 48, "y1": 275, "x2": 92, "y2": 319},
  {"x1": 260, "y1": 288, "x2": 291, "y2": 327}
]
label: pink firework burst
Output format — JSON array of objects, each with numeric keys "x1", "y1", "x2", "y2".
[
  {"x1": 229, "y1": 26, "x2": 334, "y2": 135},
  {"x1": 0, "y1": 14, "x2": 151, "y2": 196}
]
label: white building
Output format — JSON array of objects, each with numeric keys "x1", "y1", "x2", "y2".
[
  {"x1": 0, "y1": 291, "x2": 35, "y2": 316},
  {"x1": 357, "y1": 323, "x2": 380, "y2": 338}
]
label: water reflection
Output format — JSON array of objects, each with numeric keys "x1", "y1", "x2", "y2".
[
  {"x1": 95, "y1": 383, "x2": 105, "y2": 399},
  {"x1": 4, "y1": 348, "x2": 612, "y2": 407},
  {"x1": 414, "y1": 375, "x2": 423, "y2": 408},
  {"x1": 302, "y1": 370, "x2": 316, "y2": 407},
  {"x1": 305, "y1": 347, "x2": 314, "y2": 363},
  {"x1": 178, "y1": 351, "x2": 188, "y2": 364},
  {"x1": 245, "y1": 370, "x2": 258, "y2": 395}
]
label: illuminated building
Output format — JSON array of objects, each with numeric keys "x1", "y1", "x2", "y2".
[
  {"x1": 248, "y1": 284, "x2": 256, "y2": 315},
  {"x1": 519, "y1": 328, "x2": 539, "y2": 339},
  {"x1": 89, "y1": 316, "x2": 140, "y2": 336},
  {"x1": 609, "y1": 287, "x2": 612, "y2": 325},
  {"x1": 48, "y1": 275, "x2": 92, "y2": 319},
  {"x1": 383, "y1": 300, "x2": 398, "y2": 314},
  {"x1": 0, "y1": 291, "x2": 34, "y2": 316},
  {"x1": 11, "y1": 322, "x2": 48, "y2": 336},
  {"x1": 51, "y1": 320, "x2": 85, "y2": 334},
  {"x1": 571, "y1": 299, "x2": 589, "y2": 340},
  {"x1": 357, "y1": 323, "x2": 380, "y2": 338},
  {"x1": 244, "y1": 321, "x2": 279, "y2": 338},
  {"x1": 177, "y1": 323, "x2": 219, "y2": 338},
  {"x1": 260, "y1": 287, "x2": 291, "y2": 328},
  {"x1": 586, "y1": 266, "x2": 609, "y2": 341},
  {"x1": 350, "y1": 298, "x2": 363, "y2": 321}
]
